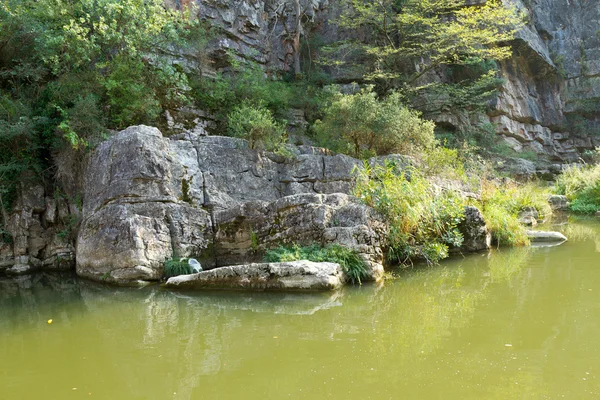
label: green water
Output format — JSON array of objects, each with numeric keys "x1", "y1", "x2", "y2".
[{"x1": 2, "y1": 219, "x2": 600, "y2": 399}]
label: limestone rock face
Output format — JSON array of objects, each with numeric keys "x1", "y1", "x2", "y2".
[
  {"x1": 75, "y1": 126, "x2": 386, "y2": 284},
  {"x1": 76, "y1": 126, "x2": 213, "y2": 284},
  {"x1": 164, "y1": 261, "x2": 345, "y2": 291},
  {"x1": 7, "y1": 126, "x2": 490, "y2": 284},
  {"x1": 213, "y1": 193, "x2": 387, "y2": 280},
  {"x1": 0, "y1": 184, "x2": 75, "y2": 275},
  {"x1": 488, "y1": 0, "x2": 600, "y2": 162}
]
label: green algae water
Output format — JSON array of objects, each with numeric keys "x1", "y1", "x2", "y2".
[{"x1": 2, "y1": 218, "x2": 600, "y2": 399}]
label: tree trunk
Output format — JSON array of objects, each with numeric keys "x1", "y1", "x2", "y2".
[{"x1": 292, "y1": 0, "x2": 302, "y2": 76}]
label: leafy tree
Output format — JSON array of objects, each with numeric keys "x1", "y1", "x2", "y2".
[
  {"x1": 327, "y1": 0, "x2": 524, "y2": 102},
  {"x1": 0, "y1": 0, "x2": 201, "y2": 215},
  {"x1": 314, "y1": 86, "x2": 435, "y2": 157}
]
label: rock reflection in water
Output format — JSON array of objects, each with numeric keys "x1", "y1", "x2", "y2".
[{"x1": 2, "y1": 223, "x2": 600, "y2": 400}]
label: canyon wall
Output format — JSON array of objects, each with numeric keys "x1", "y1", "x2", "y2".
[{"x1": 171, "y1": 0, "x2": 600, "y2": 162}]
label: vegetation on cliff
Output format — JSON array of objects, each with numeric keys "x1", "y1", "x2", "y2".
[
  {"x1": 0, "y1": 0, "x2": 200, "y2": 209},
  {"x1": 0, "y1": 0, "x2": 548, "y2": 266}
]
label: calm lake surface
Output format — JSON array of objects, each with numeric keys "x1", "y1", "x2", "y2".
[{"x1": 2, "y1": 217, "x2": 600, "y2": 399}]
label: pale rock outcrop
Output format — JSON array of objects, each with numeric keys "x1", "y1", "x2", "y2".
[
  {"x1": 213, "y1": 193, "x2": 387, "y2": 280},
  {"x1": 75, "y1": 126, "x2": 388, "y2": 284},
  {"x1": 76, "y1": 126, "x2": 213, "y2": 284},
  {"x1": 164, "y1": 261, "x2": 345, "y2": 291},
  {"x1": 0, "y1": 183, "x2": 75, "y2": 275},
  {"x1": 526, "y1": 230, "x2": 568, "y2": 243},
  {"x1": 5, "y1": 125, "x2": 495, "y2": 285}
]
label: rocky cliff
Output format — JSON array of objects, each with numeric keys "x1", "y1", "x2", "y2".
[
  {"x1": 0, "y1": 126, "x2": 490, "y2": 283},
  {"x1": 172, "y1": 0, "x2": 599, "y2": 162},
  {"x1": 489, "y1": 0, "x2": 600, "y2": 162}
]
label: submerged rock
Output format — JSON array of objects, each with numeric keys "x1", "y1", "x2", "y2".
[
  {"x1": 164, "y1": 261, "x2": 345, "y2": 291},
  {"x1": 526, "y1": 230, "x2": 568, "y2": 243}
]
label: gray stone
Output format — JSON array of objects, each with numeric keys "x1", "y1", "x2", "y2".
[
  {"x1": 455, "y1": 206, "x2": 491, "y2": 252},
  {"x1": 164, "y1": 261, "x2": 345, "y2": 291},
  {"x1": 518, "y1": 206, "x2": 541, "y2": 226},
  {"x1": 548, "y1": 195, "x2": 569, "y2": 211},
  {"x1": 526, "y1": 230, "x2": 568, "y2": 243},
  {"x1": 213, "y1": 193, "x2": 387, "y2": 281}
]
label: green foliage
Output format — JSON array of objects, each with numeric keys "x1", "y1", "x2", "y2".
[
  {"x1": 163, "y1": 258, "x2": 193, "y2": 278},
  {"x1": 191, "y1": 58, "x2": 334, "y2": 132},
  {"x1": 555, "y1": 164, "x2": 600, "y2": 214},
  {"x1": 330, "y1": 0, "x2": 524, "y2": 101},
  {"x1": 313, "y1": 87, "x2": 435, "y2": 157},
  {"x1": 227, "y1": 103, "x2": 288, "y2": 151},
  {"x1": 264, "y1": 243, "x2": 370, "y2": 284},
  {"x1": 354, "y1": 161, "x2": 466, "y2": 265},
  {"x1": 0, "y1": 0, "x2": 202, "y2": 207},
  {"x1": 191, "y1": 60, "x2": 294, "y2": 122},
  {"x1": 421, "y1": 144, "x2": 466, "y2": 179},
  {"x1": 477, "y1": 180, "x2": 550, "y2": 246}
]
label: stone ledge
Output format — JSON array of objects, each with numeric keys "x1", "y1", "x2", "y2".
[{"x1": 164, "y1": 261, "x2": 345, "y2": 291}]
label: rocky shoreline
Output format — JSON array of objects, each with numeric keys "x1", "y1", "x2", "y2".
[{"x1": 0, "y1": 125, "x2": 571, "y2": 290}]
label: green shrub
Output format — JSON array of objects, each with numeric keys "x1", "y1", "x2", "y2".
[
  {"x1": 313, "y1": 87, "x2": 435, "y2": 158},
  {"x1": 191, "y1": 60, "x2": 294, "y2": 122},
  {"x1": 227, "y1": 102, "x2": 287, "y2": 151},
  {"x1": 555, "y1": 164, "x2": 600, "y2": 214},
  {"x1": 477, "y1": 180, "x2": 551, "y2": 246},
  {"x1": 163, "y1": 258, "x2": 193, "y2": 278},
  {"x1": 264, "y1": 244, "x2": 370, "y2": 284},
  {"x1": 353, "y1": 160, "x2": 466, "y2": 265}
]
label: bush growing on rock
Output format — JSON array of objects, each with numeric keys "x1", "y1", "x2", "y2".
[
  {"x1": 476, "y1": 180, "x2": 551, "y2": 246},
  {"x1": 227, "y1": 103, "x2": 288, "y2": 152},
  {"x1": 353, "y1": 160, "x2": 466, "y2": 265},
  {"x1": 163, "y1": 258, "x2": 193, "y2": 278},
  {"x1": 313, "y1": 87, "x2": 435, "y2": 158}
]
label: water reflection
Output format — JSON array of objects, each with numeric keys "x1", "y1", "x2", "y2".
[{"x1": 2, "y1": 220, "x2": 600, "y2": 399}]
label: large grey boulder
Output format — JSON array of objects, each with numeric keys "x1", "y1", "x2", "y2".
[
  {"x1": 164, "y1": 261, "x2": 345, "y2": 291},
  {"x1": 76, "y1": 126, "x2": 387, "y2": 284},
  {"x1": 213, "y1": 193, "x2": 387, "y2": 281},
  {"x1": 548, "y1": 195, "x2": 569, "y2": 211},
  {"x1": 76, "y1": 126, "x2": 213, "y2": 284},
  {"x1": 518, "y1": 206, "x2": 541, "y2": 226}
]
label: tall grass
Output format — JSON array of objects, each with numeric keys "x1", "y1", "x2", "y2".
[
  {"x1": 477, "y1": 179, "x2": 551, "y2": 246},
  {"x1": 163, "y1": 258, "x2": 192, "y2": 278},
  {"x1": 555, "y1": 164, "x2": 600, "y2": 214},
  {"x1": 353, "y1": 160, "x2": 466, "y2": 265}
]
